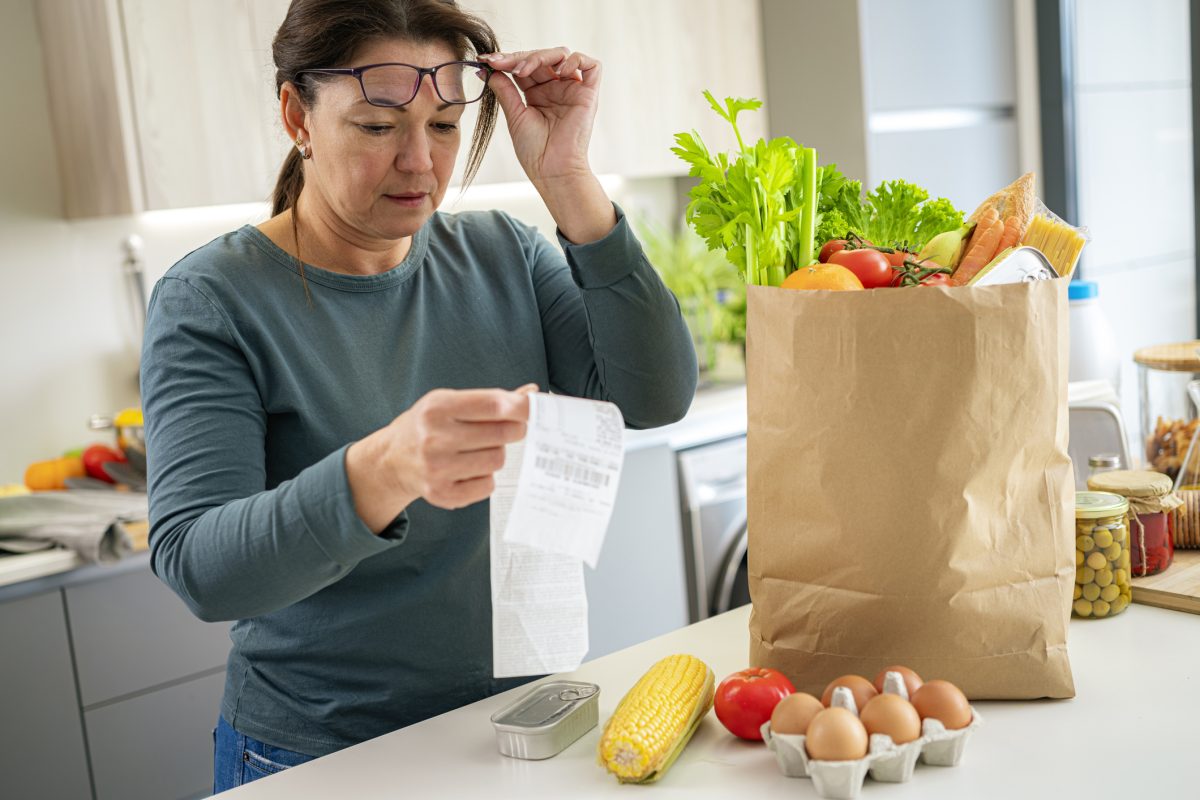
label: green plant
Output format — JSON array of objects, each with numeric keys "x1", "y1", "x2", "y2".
[{"x1": 638, "y1": 218, "x2": 745, "y2": 372}]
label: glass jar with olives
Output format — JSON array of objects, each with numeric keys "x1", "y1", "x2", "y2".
[{"x1": 1073, "y1": 492, "x2": 1132, "y2": 618}]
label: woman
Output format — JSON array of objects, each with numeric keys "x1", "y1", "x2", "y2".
[{"x1": 140, "y1": 0, "x2": 696, "y2": 791}]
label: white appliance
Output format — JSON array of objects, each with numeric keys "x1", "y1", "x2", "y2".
[
  {"x1": 1068, "y1": 379, "x2": 1133, "y2": 488},
  {"x1": 677, "y1": 435, "x2": 750, "y2": 622}
]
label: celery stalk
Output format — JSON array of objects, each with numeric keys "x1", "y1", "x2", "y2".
[
  {"x1": 744, "y1": 223, "x2": 759, "y2": 285},
  {"x1": 797, "y1": 147, "x2": 817, "y2": 267}
]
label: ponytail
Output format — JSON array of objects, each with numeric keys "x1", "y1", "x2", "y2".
[
  {"x1": 272, "y1": 147, "x2": 306, "y2": 216},
  {"x1": 271, "y1": 146, "x2": 314, "y2": 306}
]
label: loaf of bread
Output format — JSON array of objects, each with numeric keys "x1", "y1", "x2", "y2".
[{"x1": 967, "y1": 172, "x2": 1036, "y2": 241}]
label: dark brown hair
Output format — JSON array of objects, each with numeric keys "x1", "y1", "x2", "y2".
[{"x1": 269, "y1": 0, "x2": 500, "y2": 217}]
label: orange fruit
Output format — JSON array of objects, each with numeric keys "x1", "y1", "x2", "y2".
[{"x1": 780, "y1": 264, "x2": 864, "y2": 291}]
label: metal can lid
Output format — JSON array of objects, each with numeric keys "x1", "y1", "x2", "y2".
[
  {"x1": 1075, "y1": 491, "x2": 1129, "y2": 519},
  {"x1": 1087, "y1": 454, "x2": 1121, "y2": 469},
  {"x1": 489, "y1": 681, "x2": 600, "y2": 733}
]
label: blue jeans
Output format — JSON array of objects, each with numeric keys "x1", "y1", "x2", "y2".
[{"x1": 213, "y1": 715, "x2": 318, "y2": 794}]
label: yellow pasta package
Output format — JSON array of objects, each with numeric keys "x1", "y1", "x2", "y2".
[{"x1": 1021, "y1": 199, "x2": 1090, "y2": 278}]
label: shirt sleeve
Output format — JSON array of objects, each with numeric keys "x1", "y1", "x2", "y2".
[
  {"x1": 140, "y1": 276, "x2": 406, "y2": 623},
  {"x1": 529, "y1": 204, "x2": 698, "y2": 428}
]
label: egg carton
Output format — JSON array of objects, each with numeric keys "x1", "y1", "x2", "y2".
[{"x1": 759, "y1": 677, "x2": 984, "y2": 800}]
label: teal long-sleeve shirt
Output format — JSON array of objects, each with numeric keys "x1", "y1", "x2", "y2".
[{"x1": 140, "y1": 205, "x2": 697, "y2": 756}]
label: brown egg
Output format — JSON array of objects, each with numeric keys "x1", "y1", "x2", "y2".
[
  {"x1": 769, "y1": 692, "x2": 824, "y2": 735},
  {"x1": 871, "y1": 665, "x2": 924, "y2": 698},
  {"x1": 859, "y1": 693, "x2": 922, "y2": 744},
  {"x1": 804, "y1": 707, "x2": 869, "y2": 761},
  {"x1": 911, "y1": 679, "x2": 972, "y2": 730},
  {"x1": 821, "y1": 675, "x2": 878, "y2": 711}
]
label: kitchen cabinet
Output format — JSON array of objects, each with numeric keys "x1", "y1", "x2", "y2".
[
  {"x1": 86, "y1": 670, "x2": 225, "y2": 800},
  {"x1": 585, "y1": 442, "x2": 689, "y2": 660},
  {"x1": 760, "y1": 0, "x2": 1030, "y2": 212},
  {"x1": 64, "y1": 567, "x2": 232, "y2": 707},
  {"x1": 34, "y1": 0, "x2": 289, "y2": 217},
  {"x1": 458, "y1": 0, "x2": 767, "y2": 185},
  {"x1": 0, "y1": 590, "x2": 93, "y2": 800},
  {"x1": 35, "y1": 0, "x2": 764, "y2": 217},
  {"x1": 0, "y1": 559, "x2": 232, "y2": 800}
]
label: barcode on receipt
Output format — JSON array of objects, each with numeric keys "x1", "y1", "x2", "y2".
[{"x1": 534, "y1": 456, "x2": 610, "y2": 488}]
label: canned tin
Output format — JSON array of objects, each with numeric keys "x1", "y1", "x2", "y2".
[
  {"x1": 490, "y1": 681, "x2": 600, "y2": 760},
  {"x1": 972, "y1": 246, "x2": 1059, "y2": 285}
]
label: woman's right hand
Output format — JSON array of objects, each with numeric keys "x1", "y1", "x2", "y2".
[{"x1": 346, "y1": 386, "x2": 536, "y2": 532}]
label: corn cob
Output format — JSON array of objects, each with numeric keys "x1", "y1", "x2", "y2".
[{"x1": 597, "y1": 653, "x2": 715, "y2": 783}]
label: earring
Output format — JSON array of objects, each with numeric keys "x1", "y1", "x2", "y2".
[{"x1": 295, "y1": 136, "x2": 311, "y2": 160}]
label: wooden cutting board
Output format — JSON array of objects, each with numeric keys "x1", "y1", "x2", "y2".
[{"x1": 1131, "y1": 550, "x2": 1200, "y2": 615}]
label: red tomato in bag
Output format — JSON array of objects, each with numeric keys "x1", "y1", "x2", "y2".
[
  {"x1": 883, "y1": 247, "x2": 916, "y2": 268},
  {"x1": 713, "y1": 667, "x2": 796, "y2": 740},
  {"x1": 819, "y1": 239, "x2": 851, "y2": 262},
  {"x1": 829, "y1": 248, "x2": 893, "y2": 289}
]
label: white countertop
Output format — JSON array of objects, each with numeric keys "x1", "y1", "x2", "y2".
[
  {"x1": 223, "y1": 602, "x2": 1198, "y2": 799},
  {"x1": 0, "y1": 548, "x2": 80, "y2": 586},
  {"x1": 624, "y1": 383, "x2": 746, "y2": 452}
]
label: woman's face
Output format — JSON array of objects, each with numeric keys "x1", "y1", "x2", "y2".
[{"x1": 298, "y1": 38, "x2": 466, "y2": 243}]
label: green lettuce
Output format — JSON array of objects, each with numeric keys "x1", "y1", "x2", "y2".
[{"x1": 817, "y1": 178, "x2": 963, "y2": 250}]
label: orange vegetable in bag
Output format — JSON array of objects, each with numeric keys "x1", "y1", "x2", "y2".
[{"x1": 780, "y1": 264, "x2": 864, "y2": 292}]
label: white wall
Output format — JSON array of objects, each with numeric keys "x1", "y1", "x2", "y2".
[
  {"x1": 0, "y1": 0, "x2": 676, "y2": 483},
  {"x1": 1072, "y1": 0, "x2": 1196, "y2": 451}
]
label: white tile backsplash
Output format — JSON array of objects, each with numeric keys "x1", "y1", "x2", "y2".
[
  {"x1": 1075, "y1": 0, "x2": 1190, "y2": 87},
  {"x1": 1075, "y1": 87, "x2": 1194, "y2": 273}
]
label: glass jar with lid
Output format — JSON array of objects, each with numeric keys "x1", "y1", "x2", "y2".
[
  {"x1": 1086, "y1": 454, "x2": 1121, "y2": 481},
  {"x1": 1133, "y1": 341, "x2": 1200, "y2": 479},
  {"x1": 1087, "y1": 470, "x2": 1181, "y2": 577},
  {"x1": 1073, "y1": 492, "x2": 1132, "y2": 618}
]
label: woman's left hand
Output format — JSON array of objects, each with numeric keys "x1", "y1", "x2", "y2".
[{"x1": 479, "y1": 48, "x2": 601, "y2": 188}]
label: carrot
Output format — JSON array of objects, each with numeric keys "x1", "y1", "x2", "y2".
[
  {"x1": 951, "y1": 215, "x2": 1003, "y2": 285},
  {"x1": 995, "y1": 214, "x2": 1022, "y2": 254}
]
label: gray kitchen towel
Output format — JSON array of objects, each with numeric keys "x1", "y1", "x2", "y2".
[{"x1": 0, "y1": 491, "x2": 148, "y2": 563}]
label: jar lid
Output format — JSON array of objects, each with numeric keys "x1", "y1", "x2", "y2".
[
  {"x1": 1075, "y1": 491, "x2": 1129, "y2": 518},
  {"x1": 1133, "y1": 341, "x2": 1200, "y2": 372},
  {"x1": 1087, "y1": 454, "x2": 1121, "y2": 468},
  {"x1": 1087, "y1": 469, "x2": 1174, "y2": 498},
  {"x1": 1068, "y1": 280, "x2": 1098, "y2": 301}
]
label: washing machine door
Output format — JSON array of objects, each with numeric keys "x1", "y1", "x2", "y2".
[
  {"x1": 677, "y1": 435, "x2": 747, "y2": 622},
  {"x1": 712, "y1": 514, "x2": 750, "y2": 615}
]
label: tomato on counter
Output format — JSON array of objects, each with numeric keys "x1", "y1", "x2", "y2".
[
  {"x1": 713, "y1": 667, "x2": 795, "y2": 740},
  {"x1": 83, "y1": 444, "x2": 126, "y2": 483}
]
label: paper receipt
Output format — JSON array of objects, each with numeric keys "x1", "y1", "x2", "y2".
[
  {"x1": 502, "y1": 393, "x2": 624, "y2": 568},
  {"x1": 490, "y1": 393, "x2": 625, "y2": 678}
]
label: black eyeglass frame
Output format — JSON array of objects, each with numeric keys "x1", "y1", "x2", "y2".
[{"x1": 296, "y1": 61, "x2": 495, "y2": 108}]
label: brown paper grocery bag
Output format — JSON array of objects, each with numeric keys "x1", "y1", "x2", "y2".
[{"x1": 746, "y1": 279, "x2": 1076, "y2": 699}]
